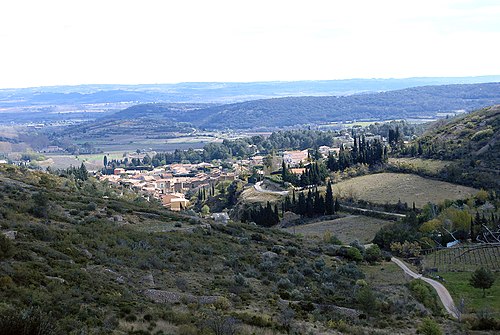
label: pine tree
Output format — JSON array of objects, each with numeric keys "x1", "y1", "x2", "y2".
[{"x1": 470, "y1": 267, "x2": 495, "y2": 297}]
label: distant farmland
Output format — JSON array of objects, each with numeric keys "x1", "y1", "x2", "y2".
[{"x1": 333, "y1": 173, "x2": 479, "y2": 208}]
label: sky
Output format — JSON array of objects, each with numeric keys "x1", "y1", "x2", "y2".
[{"x1": 0, "y1": 0, "x2": 499, "y2": 88}]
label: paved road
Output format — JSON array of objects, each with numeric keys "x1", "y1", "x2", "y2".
[
  {"x1": 254, "y1": 181, "x2": 289, "y2": 196},
  {"x1": 391, "y1": 257, "x2": 458, "y2": 319}
]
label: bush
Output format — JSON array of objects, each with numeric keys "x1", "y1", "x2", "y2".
[
  {"x1": 0, "y1": 307, "x2": 58, "y2": 335},
  {"x1": 417, "y1": 317, "x2": 442, "y2": 335},
  {"x1": 0, "y1": 234, "x2": 14, "y2": 260},
  {"x1": 364, "y1": 244, "x2": 382, "y2": 263},
  {"x1": 346, "y1": 247, "x2": 363, "y2": 262},
  {"x1": 408, "y1": 280, "x2": 440, "y2": 315},
  {"x1": 356, "y1": 286, "x2": 377, "y2": 314}
]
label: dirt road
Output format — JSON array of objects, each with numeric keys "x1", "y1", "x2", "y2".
[
  {"x1": 341, "y1": 204, "x2": 407, "y2": 219},
  {"x1": 391, "y1": 257, "x2": 458, "y2": 319}
]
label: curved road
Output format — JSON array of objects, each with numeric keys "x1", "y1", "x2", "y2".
[
  {"x1": 254, "y1": 181, "x2": 289, "y2": 196},
  {"x1": 391, "y1": 257, "x2": 458, "y2": 319}
]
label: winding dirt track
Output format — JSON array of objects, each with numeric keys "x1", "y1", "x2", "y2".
[
  {"x1": 391, "y1": 257, "x2": 458, "y2": 318},
  {"x1": 253, "y1": 181, "x2": 289, "y2": 196}
]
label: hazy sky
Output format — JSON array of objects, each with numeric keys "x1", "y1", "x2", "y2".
[{"x1": 0, "y1": 0, "x2": 499, "y2": 88}]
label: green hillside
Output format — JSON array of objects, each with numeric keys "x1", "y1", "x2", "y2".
[
  {"x1": 0, "y1": 164, "x2": 452, "y2": 334},
  {"x1": 406, "y1": 105, "x2": 500, "y2": 190}
]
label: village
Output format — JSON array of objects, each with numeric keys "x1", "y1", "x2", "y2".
[{"x1": 96, "y1": 144, "x2": 345, "y2": 213}]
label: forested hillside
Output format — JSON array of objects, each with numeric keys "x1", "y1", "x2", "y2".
[
  {"x1": 97, "y1": 82, "x2": 500, "y2": 131},
  {"x1": 194, "y1": 83, "x2": 500, "y2": 129}
]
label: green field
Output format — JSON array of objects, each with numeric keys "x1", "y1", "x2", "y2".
[
  {"x1": 437, "y1": 271, "x2": 500, "y2": 318},
  {"x1": 333, "y1": 172, "x2": 479, "y2": 208},
  {"x1": 284, "y1": 215, "x2": 391, "y2": 244}
]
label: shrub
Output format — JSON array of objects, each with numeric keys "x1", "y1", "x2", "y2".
[
  {"x1": 356, "y1": 286, "x2": 377, "y2": 314},
  {"x1": 336, "y1": 263, "x2": 365, "y2": 280},
  {"x1": 417, "y1": 317, "x2": 442, "y2": 335},
  {"x1": 346, "y1": 247, "x2": 363, "y2": 262},
  {"x1": 0, "y1": 234, "x2": 14, "y2": 260},
  {"x1": 364, "y1": 244, "x2": 382, "y2": 263},
  {"x1": 0, "y1": 307, "x2": 58, "y2": 335},
  {"x1": 471, "y1": 128, "x2": 493, "y2": 141},
  {"x1": 277, "y1": 278, "x2": 294, "y2": 290},
  {"x1": 408, "y1": 280, "x2": 440, "y2": 315}
]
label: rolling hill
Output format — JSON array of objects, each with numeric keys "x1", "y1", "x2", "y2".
[
  {"x1": 192, "y1": 82, "x2": 500, "y2": 129},
  {"x1": 72, "y1": 82, "x2": 500, "y2": 132}
]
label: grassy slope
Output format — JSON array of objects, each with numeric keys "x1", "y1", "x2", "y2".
[
  {"x1": 0, "y1": 164, "x2": 463, "y2": 334},
  {"x1": 285, "y1": 215, "x2": 391, "y2": 244},
  {"x1": 332, "y1": 172, "x2": 479, "y2": 208}
]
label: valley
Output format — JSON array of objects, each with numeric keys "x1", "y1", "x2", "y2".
[{"x1": 1, "y1": 81, "x2": 500, "y2": 335}]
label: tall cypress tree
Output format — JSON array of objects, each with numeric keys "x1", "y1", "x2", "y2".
[
  {"x1": 325, "y1": 181, "x2": 334, "y2": 215},
  {"x1": 297, "y1": 192, "x2": 306, "y2": 215}
]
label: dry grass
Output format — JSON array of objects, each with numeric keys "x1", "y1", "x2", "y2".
[
  {"x1": 240, "y1": 186, "x2": 282, "y2": 204},
  {"x1": 361, "y1": 262, "x2": 411, "y2": 286},
  {"x1": 389, "y1": 157, "x2": 450, "y2": 174},
  {"x1": 333, "y1": 172, "x2": 479, "y2": 208},
  {"x1": 284, "y1": 215, "x2": 391, "y2": 244}
]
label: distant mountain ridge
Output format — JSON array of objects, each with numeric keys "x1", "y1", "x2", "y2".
[
  {"x1": 103, "y1": 82, "x2": 500, "y2": 130},
  {"x1": 1, "y1": 76, "x2": 500, "y2": 106}
]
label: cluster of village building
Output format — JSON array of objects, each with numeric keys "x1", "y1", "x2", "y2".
[
  {"x1": 97, "y1": 145, "x2": 347, "y2": 211},
  {"x1": 99, "y1": 163, "x2": 237, "y2": 211}
]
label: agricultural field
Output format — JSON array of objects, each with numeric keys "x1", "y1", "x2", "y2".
[
  {"x1": 388, "y1": 157, "x2": 450, "y2": 175},
  {"x1": 36, "y1": 152, "x2": 124, "y2": 171},
  {"x1": 284, "y1": 215, "x2": 392, "y2": 244},
  {"x1": 333, "y1": 172, "x2": 479, "y2": 208},
  {"x1": 78, "y1": 134, "x2": 219, "y2": 153},
  {"x1": 422, "y1": 245, "x2": 500, "y2": 272}
]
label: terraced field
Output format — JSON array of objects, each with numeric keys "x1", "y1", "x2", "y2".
[{"x1": 423, "y1": 245, "x2": 500, "y2": 272}]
